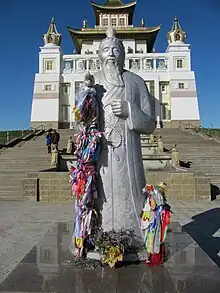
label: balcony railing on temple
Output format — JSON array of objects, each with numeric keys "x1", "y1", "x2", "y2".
[{"x1": 62, "y1": 54, "x2": 168, "y2": 74}]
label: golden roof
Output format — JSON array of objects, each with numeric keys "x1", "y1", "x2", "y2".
[
  {"x1": 91, "y1": 0, "x2": 136, "y2": 9},
  {"x1": 68, "y1": 25, "x2": 161, "y2": 53}
]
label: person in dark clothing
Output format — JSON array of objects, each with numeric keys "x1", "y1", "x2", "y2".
[
  {"x1": 51, "y1": 129, "x2": 60, "y2": 150},
  {"x1": 46, "y1": 131, "x2": 52, "y2": 154}
]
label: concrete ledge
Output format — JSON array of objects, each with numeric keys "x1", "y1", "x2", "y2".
[
  {"x1": 143, "y1": 154, "x2": 171, "y2": 170},
  {"x1": 24, "y1": 170, "x2": 211, "y2": 202},
  {"x1": 37, "y1": 172, "x2": 72, "y2": 202},
  {"x1": 23, "y1": 177, "x2": 39, "y2": 201},
  {"x1": 146, "y1": 171, "x2": 211, "y2": 201},
  {"x1": 31, "y1": 121, "x2": 58, "y2": 130}
]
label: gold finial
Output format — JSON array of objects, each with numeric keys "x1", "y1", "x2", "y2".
[
  {"x1": 106, "y1": 26, "x2": 116, "y2": 38},
  {"x1": 141, "y1": 18, "x2": 145, "y2": 27},
  {"x1": 174, "y1": 16, "x2": 178, "y2": 21},
  {"x1": 83, "y1": 19, "x2": 87, "y2": 28}
]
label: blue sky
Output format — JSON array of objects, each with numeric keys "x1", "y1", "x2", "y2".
[{"x1": 0, "y1": 0, "x2": 219, "y2": 130}]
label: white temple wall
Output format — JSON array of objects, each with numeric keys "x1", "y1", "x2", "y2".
[
  {"x1": 31, "y1": 33, "x2": 200, "y2": 128},
  {"x1": 31, "y1": 99, "x2": 59, "y2": 122},
  {"x1": 171, "y1": 97, "x2": 200, "y2": 120}
]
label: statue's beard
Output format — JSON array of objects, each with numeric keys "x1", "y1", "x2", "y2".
[{"x1": 101, "y1": 60, "x2": 124, "y2": 87}]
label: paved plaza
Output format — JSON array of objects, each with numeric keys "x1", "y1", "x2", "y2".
[{"x1": 0, "y1": 200, "x2": 220, "y2": 292}]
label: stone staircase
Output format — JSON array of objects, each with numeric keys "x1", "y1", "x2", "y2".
[
  {"x1": 0, "y1": 130, "x2": 76, "y2": 200},
  {"x1": 154, "y1": 128, "x2": 220, "y2": 192},
  {"x1": 0, "y1": 135, "x2": 51, "y2": 200},
  {"x1": 0, "y1": 127, "x2": 219, "y2": 201}
]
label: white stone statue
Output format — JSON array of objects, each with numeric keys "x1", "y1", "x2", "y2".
[{"x1": 94, "y1": 27, "x2": 155, "y2": 238}]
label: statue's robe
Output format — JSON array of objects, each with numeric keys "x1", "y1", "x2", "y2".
[{"x1": 94, "y1": 70, "x2": 155, "y2": 238}]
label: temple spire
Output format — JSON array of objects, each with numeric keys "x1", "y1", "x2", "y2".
[
  {"x1": 167, "y1": 16, "x2": 186, "y2": 44},
  {"x1": 172, "y1": 16, "x2": 182, "y2": 31},
  {"x1": 43, "y1": 17, "x2": 62, "y2": 46}
]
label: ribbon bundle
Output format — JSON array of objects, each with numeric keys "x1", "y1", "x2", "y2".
[
  {"x1": 70, "y1": 83, "x2": 102, "y2": 258},
  {"x1": 73, "y1": 87, "x2": 97, "y2": 123},
  {"x1": 141, "y1": 182, "x2": 171, "y2": 266}
]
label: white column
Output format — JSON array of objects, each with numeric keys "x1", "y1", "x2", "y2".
[
  {"x1": 124, "y1": 58, "x2": 129, "y2": 70},
  {"x1": 70, "y1": 81, "x2": 75, "y2": 127},
  {"x1": 99, "y1": 14, "x2": 102, "y2": 26},
  {"x1": 154, "y1": 77, "x2": 160, "y2": 119},
  {"x1": 72, "y1": 59, "x2": 76, "y2": 73},
  {"x1": 153, "y1": 58, "x2": 157, "y2": 70},
  {"x1": 86, "y1": 59, "x2": 89, "y2": 71},
  {"x1": 140, "y1": 57, "x2": 143, "y2": 71},
  {"x1": 125, "y1": 14, "x2": 128, "y2": 26}
]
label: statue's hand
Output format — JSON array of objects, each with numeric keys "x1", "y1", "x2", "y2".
[{"x1": 111, "y1": 99, "x2": 129, "y2": 119}]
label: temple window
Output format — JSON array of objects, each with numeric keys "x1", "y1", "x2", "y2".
[
  {"x1": 45, "y1": 60, "x2": 53, "y2": 71},
  {"x1": 161, "y1": 84, "x2": 166, "y2": 93},
  {"x1": 161, "y1": 103, "x2": 169, "y2": 120},
  {"x1": 62, "y1": 105, "x2": 69, "y2": 122},
  {"x1": 103, "y1": 18, "x2": 108, "y2": 26},
  {"x1": 62, "y1": 84, "x2": 68, "y2": 95},
  {"x1": 119, "y1": 18, "x2": 125, "y2": 26},
  {"x1": 178, "y1": 83, "x2": 184, "y2": 89},
  {"x1": 149, "y1": 81, "x2": 155, "y2": 96},
  {"x1": 129, "y1": 59, "x2": 140, "y2": 70},
  {"x1": 40, "y1": 248, "x2": 52, "y2": 262},
  {"x1": 144, "y1": 59, "x2": 152, "y2": 70},
  {"x1": 176, "y1": 59, "x2": 183, "y2": 68},
  {"x1": 146, "y1": 80, "x2": 155, "y2": 96},
  {"x1": 75, "y1": 81, "x2": 84, "y2": 94},
  {"x1": 45, "y1": 85, "x2": 52, "y2": 91},
  {"x1": 111, "y1": 18, "x2": 117, "y2": 26}
]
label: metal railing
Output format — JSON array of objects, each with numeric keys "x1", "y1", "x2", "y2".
[
  {"x1": 0, "y1": 123, "x2": 52, "y2": 145},
  {"x1": 179, "y1": 122, "x2": 220, "y2": 138}
]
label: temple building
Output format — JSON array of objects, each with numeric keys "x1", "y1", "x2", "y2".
[{"x1": 30, "y1": 0, "x2": 200, "y2": 129}]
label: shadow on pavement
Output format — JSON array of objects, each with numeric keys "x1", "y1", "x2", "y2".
[{"x1": 183, "y1": 208, "x2": 220, "y2": 267}]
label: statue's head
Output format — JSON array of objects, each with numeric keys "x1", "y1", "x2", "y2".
[
  {"x1": 98, "y1": 27, "x2": 125, "y2": 86},
  {"x1": 99, "y1": 27, "x2": 125, "y2": 71}
]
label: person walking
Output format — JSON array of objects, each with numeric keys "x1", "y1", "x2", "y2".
[
  {"x1": 46, "y1": 131, "x2": 52, "y2": 154},
  {"x1": 51, "y1": 129, "x2": 60, "y2": 150}
]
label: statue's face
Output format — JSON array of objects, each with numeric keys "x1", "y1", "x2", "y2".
[{"x1": 99, "y1": 39, "x2": 124, "y2": 70}]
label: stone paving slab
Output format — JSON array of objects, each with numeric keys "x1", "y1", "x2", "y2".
[
  {"x1": 1, "y1": 200, "x2": 220, "y2": 284},
  {"x1": 0, "y1": 202, "x2": 73, "y2": 283},
  {"x1": 1, "y1": 221, "x2": 220, "y2": 293}
]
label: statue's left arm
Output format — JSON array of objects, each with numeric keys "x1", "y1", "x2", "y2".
[{"x1": 126, "y1": 75, "x2": 155, "y2": 134}]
